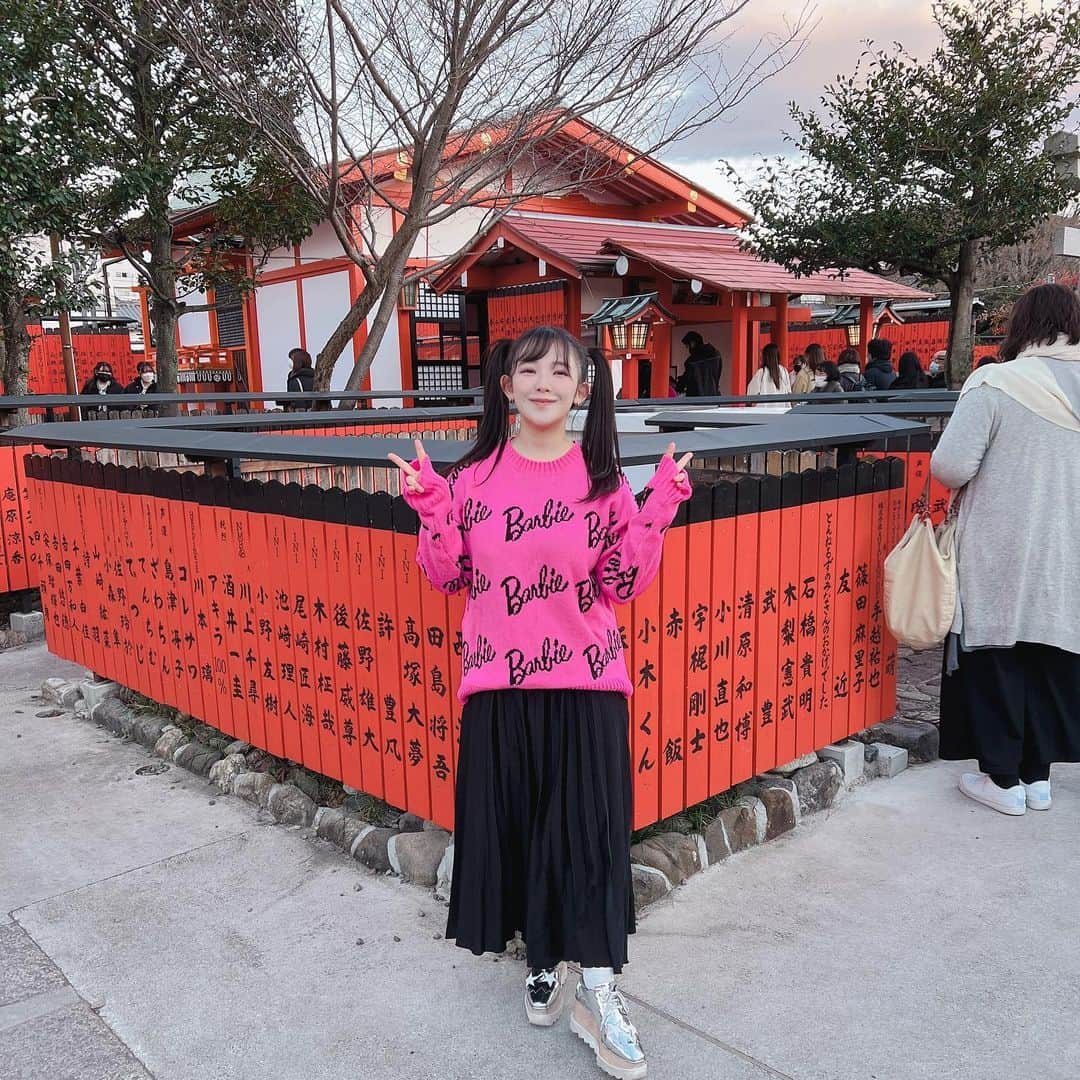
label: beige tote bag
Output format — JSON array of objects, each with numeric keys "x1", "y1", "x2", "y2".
[{"x1": 883, "y1": 495, "x2": 958, "y2": 651}]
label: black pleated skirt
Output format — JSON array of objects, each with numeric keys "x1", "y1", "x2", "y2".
[
  {"x1": 446, "y1": 688, "x2": 635, "y2": 973},
  {"x1": 939, "y1": 641, "x2": 1080, "y2": 772}
]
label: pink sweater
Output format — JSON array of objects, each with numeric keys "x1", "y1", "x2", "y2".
[{"x1": 404, "y1": 441, "x2": 691, "y2": 703}]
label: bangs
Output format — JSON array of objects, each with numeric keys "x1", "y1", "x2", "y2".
[{"x1": 509, "y1": 327, "x2": 582, "y2": 379}]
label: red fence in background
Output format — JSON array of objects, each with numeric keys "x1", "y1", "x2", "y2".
[
  {"x1": 26, "y1": 455, "x2": 905, "y2": 830},
  {"x1": 763, "y1": 321, "x2": 1000, "y2": 370},
  {"x1": 0, "y1": 444, "x2": 41, "y2": 593},
  {"x1": 27, "y1": 328, "x2": 139, "y2": 394},
  {"x1": 488, "y1": 281, "x2": 566, "y2": 341}
]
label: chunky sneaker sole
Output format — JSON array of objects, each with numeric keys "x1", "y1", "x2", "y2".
[
  {"x1": 571, "y1": 1000, "x2": 647, "y2": 1080},
  {"x1": 959, "y1": 772, "x2": 1026, "y2": 816},
  {"x1": 1023, "y1": 780, "x2": 1052, "y2": 811},
  {"x1": 525, "y1": 962, "x2": 569, "y2": 1026}
]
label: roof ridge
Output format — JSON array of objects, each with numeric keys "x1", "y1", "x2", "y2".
[{"x1": 507, "y1": 210, "x2": 737, "y2": 236}]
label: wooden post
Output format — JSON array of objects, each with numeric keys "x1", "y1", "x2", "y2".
[
  {"x1": 564, "y1": 279, "x2": 582, "y2": 336},
  {"x1": 49, "y1": 233, "x2": 79, "y2": 410},
  {"x1": 858, "y1": 296, "x2": 874, "y2": 366},
  {"x1": 730, "y1": 291, "x2": 749, "y2": 393},
  {"x1": 775, "y1": 294, "x2": 790, "y2": 367}
]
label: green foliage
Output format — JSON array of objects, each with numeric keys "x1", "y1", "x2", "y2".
[
  {"x1": 0, "y1": 0, "x2": 103, "y2": 313},
  {"x1": 735, "y1": 0, "x2": 1080, "y2": 289}
]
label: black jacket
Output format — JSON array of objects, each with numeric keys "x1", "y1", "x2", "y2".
[
  {"x1": 125, "y1": 377, "x2": 158, "y2": 394},
  {"x1": 814, "y1": 380, "x2": 844, "y2": 394},
  {"x1": 864, "y1": 357, "x2": 897, "y2": 390},
  {"x1": 676, "y1": 344, "x2": 721, "y2": 397},
  {"x1": 80, "y1": 377, "x2": 124, "y2": 396},
  {"x1": 287, "y1": 365, "x2": 316, "y2": 394}
]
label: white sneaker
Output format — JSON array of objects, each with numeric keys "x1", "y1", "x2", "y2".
[
  {"x1": 1022, "y1": 780, "x2": 1052, "y2": 811},
  {"x1": 959, "y1": 772, "x2": 1026, "y2": 816}
]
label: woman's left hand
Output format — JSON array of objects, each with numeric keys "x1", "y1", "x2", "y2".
[{"x1": 662, "y1": 442, "x2": 694, "y2": 484}]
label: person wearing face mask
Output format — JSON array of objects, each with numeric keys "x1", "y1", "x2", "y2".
[
  {"x1": 928, "y1": 350, "x2": 948, "y2": 389},
  {"x1": 124, "y1": 361, "x2": 159, "y2": 411},
  {"x1": 80, "y1": 362, "x2": 124, "y2": 411}
]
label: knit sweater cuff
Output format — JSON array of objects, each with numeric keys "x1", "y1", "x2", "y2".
[
  {"x1": 640, "y1": 454, "x2": 692, "y2": 524},
  {"x1": 401, "y1": 457, "x2": 453, "y2": 525}
]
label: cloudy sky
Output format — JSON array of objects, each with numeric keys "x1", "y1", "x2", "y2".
[{"x1": 660, "y1": 0, "x2": 943, "y2": 205}]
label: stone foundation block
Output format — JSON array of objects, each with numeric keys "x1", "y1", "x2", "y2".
[
  {"x1": 629, "y1": 832, "x2": 701, "y2": 886},
  {"x1": 396, "y1": 812, "x2": 425, "y2": 833},
  {"x1": 859, "y1": 720, "x2": 939, "y2": 763},
  {"x1": 791, "y1": 760, "x2": 843, "y2": 814},
  {"x1": 340, "y1": 814, "x2": 370, "y2": 854},
  {"x1": 208, "y1": 753, "x2": 248, "y2": 795},
  {"x1": 632, "y1": 864, "x2": 672, "y2": 911},
  {"x1": 390, "y1": 829, "x2": 451, "y2": 887},
  {"x1": 41, "y1": 677, "x2": 72, "y2": 706},
  {"x1": 80, "y1": 679, "x2": 120, "y2": 716},
  {"x1": 232, "y1": 770, "x2": 275, "y2": 808},
  {"x1": 734, "y1": 796, "x2": 768, "y2": 845},
  {"x1": 353, "y1": 827, "x2": 395, "y2": 873},
  {"x1": 756, "y1": 788, "x2": 798, "y2": 840},
  {"x1": 314, "y1": 807, "x2": 346, "y2": 845},
  {"x1": 704, "y1": 803, "x2": 760, "y2": 862},
  {"x1": 869, "y1": 742, "x2": 909, "y2": 778},
  {"x1": 819, "y1": 741, "x2": 866, "y2": 785},
  {"x1": 770, "y1": 751, "x2": 819, "y2": 777},
  {"x1": 10, "y1": 611, "x2": 44, "y2": 639},
  {"x1": 435, "y1": 841, "x2": 454, "y2": 901},
  {"x1": 174, "y1": 742, "x2": 223, "y2": 777},
  {"x1": 267, "y1": 783, "x2": 317, "y2": 827},
  {"x1": 154, "y1": 725, "x2": 187, "y2": 761}
]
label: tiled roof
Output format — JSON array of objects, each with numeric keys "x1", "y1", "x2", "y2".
[{"x1": 504, "y1": 213, "x2": 932, "y2": 300}]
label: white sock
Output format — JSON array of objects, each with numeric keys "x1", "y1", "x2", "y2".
[{"x1": 582, "y1": 966, "x2": 615, "y2": 990}]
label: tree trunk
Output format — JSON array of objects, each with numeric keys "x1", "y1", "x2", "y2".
[
  {"x1": 312, "y1": 285, "x2": 380, "y2": 391},
  {"x1": 1, "y1": 293, "x2": 31, "y2": 396},
  {"x1": 0, "y1": 293, "x2": 33, "y2": 429},
  {"x1": 343, "y1": 262, "x2": 409, "y2": 394},
  {"x1": 947, "y1": 239, "x2": 978, "y2": 388},
  {"x1": 147, "y1": 206, "x2": 179, "y2": 413}
]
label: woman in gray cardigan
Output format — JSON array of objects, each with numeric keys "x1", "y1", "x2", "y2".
[{"x1": 931, "y1": 283, "x2": 1080, "y2": 816}]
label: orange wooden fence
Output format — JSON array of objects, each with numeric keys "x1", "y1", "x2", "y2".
[{"x1": 25, "y1": 454, "x2": 905, "y2": 829}]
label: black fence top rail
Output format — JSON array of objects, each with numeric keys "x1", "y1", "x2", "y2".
[
  {"x1": 0, "y1": 389, "x2": 484, "y2": 411},
  {"x1": 5, "y1": 412, "x2": 928, "y2": 468}
]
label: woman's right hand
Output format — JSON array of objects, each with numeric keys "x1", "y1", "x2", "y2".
[{"x1": 388, "y1": 439, "x2": 428, "y2": 494}]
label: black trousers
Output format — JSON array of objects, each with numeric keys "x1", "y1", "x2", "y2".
[{"x1": 940, "y1": 641, "x2": 1080, "y2": 783}]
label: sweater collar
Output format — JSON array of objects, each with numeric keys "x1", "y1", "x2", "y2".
[{"x1": 504, "y1": 439, "x2": 583, "y2": 475}]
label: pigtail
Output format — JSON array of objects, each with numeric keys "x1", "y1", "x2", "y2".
[
  {"x1": 456, "y1": 339, "x2": 513, "y2": 480},
  {"x1": 581, "y1": 344, "x2": 621, "y2": 501}
]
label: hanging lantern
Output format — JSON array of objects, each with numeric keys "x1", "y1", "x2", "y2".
[
  {"x1": 630, "y1": 321, "x2": 649, "y2": 350},
  {"x1": 400, "y1": 280, "x2": 419, "y2": 310},
  {"x1": 610, "y1": 323, "x2": 628, "y2": 350},
  {"x1": 846, "y1": 322, "x2": 860, "y2": 346}
]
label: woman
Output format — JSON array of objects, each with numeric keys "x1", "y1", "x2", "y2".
[
  {"x1": 792, "y1": 343, "x2": 824, "y2": 395},
  {"x1": 124, "y1": 360, "x2": 159, "y2": 411},
  {"x1": 80, "y1": 361, "x2": 124, "y2": 412},
  {"x1": 746, "y1": 343, "x2": 791, "y2": 399},
  {"x1": 932, "y1": 283, "x2": 1080, "y2": 816},
  {"x1": 836, "y1": 347, "x2": 865, "y2": 392},
  {"x1": 813, "y1": 361, "x2": 844, "y2": 393},
  {"x1": 391, "y1": 330, "x2": 691, "y2": 1078},
  {"x1": 892, "y1": 351, "x2": 929, "y2": 390}
]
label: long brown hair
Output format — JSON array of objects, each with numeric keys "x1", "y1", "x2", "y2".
[
  {"x1": 805, "y1": 342, "x2": 826, "y2": 371},
  {"x1": 457, "y1": 327, "x2": 621, "y2": 501},
  {"x1": 761, "y1": 343, "x2": 782, "y2": 389},
  {"x1": 1000, "y1": 283, "x2": 1080, "y2": 361}
]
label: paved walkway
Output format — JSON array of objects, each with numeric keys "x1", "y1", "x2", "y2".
[{"x1": 3, "y1": 641, "x2": 1078, "y2": 1080}]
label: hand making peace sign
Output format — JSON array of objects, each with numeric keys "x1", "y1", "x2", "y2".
[
  {"x1": 388, "y1": 439, "x2": 429, "y2": 494},
  {"x1": 664, "y1": 442, "x2": 694, "y2": 485}
]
